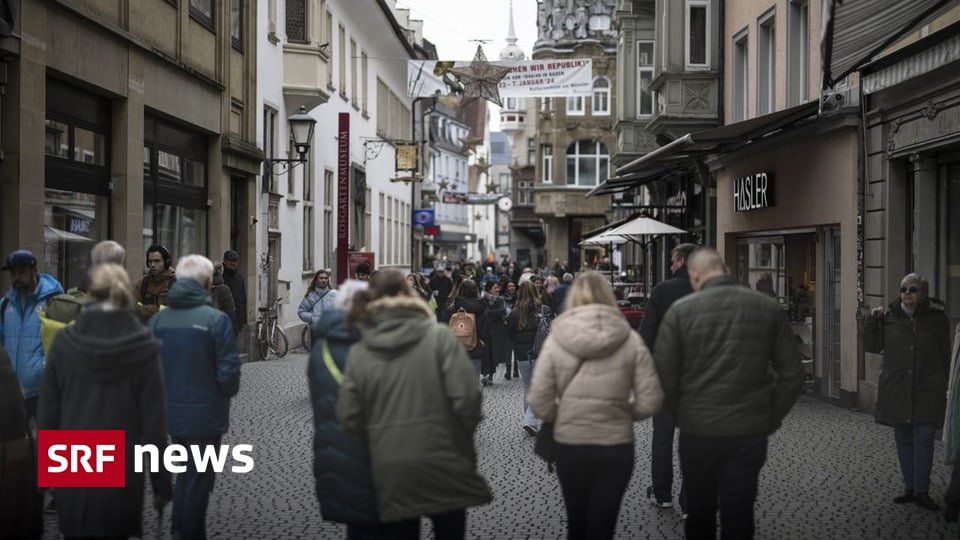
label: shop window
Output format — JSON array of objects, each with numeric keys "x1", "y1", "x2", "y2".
[
  {"x1": 44, "y1": 78, "x2": 112, "y2": 289},
  {"x1": 143, "y1": 116, "x2": 208, "y2": 262}
]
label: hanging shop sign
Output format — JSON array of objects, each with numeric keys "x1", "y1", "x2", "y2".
[
  {"x1": 408, "y1": 58, "x2": 593, "y2": 99},
  {"x1": 733, "y1": 172, "x2": 775, "y2": 212}
]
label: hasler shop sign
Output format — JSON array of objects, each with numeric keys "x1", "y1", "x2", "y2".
[{"x1": 734, "y1": 172, "x2": 774, "y2": 212}]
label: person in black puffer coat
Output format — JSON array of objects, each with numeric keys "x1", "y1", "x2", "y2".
[
  {"x1": 864, "y1": 272, "x2": 951, "y2": 512},
  {"x1": 482, "y1": 281, "x2": 508, "y2": 384},
  {"x1": 439, "y1": 280, "x2": 491, "y2": 383},
  {"x1": 308, "y1": 280, "x2": 383, "y2": 535}
]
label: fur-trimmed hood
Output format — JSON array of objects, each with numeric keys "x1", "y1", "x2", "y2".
[{"x1": 360, "y1": 295, "x2": 437, "y2": 354}]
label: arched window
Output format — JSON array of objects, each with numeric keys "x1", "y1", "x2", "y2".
[
  {"x1": 592, "y1": 77, "x2": 610, "y2": 115},
  {"x1": 565, "y1": 140, "x2": 608, "y2": 187}
]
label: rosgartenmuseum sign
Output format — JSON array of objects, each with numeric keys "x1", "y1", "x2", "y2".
[{"x1": 734, "y1": 172, "x2": 775, "y2": 212}]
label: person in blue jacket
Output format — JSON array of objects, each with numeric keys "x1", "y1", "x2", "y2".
[
  {"x1": 0, "y1": 249, "x2": 64, "y2": 419},
  {"x1": 308, "y1": 279, "x2": 386, "y2": 537},
  {"x1": 148, "y1": 254, "x2": 241, "y2": 540}
]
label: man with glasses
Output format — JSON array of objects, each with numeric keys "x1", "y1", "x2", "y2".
[{"x1": 865, "y1": 273, "x2": 951, "y2": 512}]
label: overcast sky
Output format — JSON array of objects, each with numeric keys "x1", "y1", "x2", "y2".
[
  {"x1": 396, "y1": 0, "x2": 538, "y2": 62},
  {"x1": 396, "y1": 0, "x2": 539, "y2": 131}
]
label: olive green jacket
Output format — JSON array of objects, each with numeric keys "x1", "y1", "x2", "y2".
[{"x1": 336, "y1": 295, "x2": 491, "y2": 522}]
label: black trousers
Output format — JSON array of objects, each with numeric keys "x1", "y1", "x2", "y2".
[
  {"x1": 679, "y1": 432, "x2": 768, "y2": 540},
  {"x1": 555, "y1": 443, "x2": 633, "y2": 540},
  {"x1": 363, "y1": 508, "x2": 466, "y2": 540}
]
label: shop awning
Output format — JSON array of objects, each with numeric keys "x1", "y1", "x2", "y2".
[
  {"x1": 820, "y1": 0, "x2": 957, "y2": 89},
  {"x1": 589, "y1": 101, "x2": 820, "y2": 197}
]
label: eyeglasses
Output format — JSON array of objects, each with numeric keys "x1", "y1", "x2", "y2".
[{"x1": 900, "y1": 286, "x2": 919, "y2": 294}]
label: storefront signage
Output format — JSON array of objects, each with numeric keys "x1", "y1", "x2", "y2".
[
  {"x1": 733, "y1": 172, "x2": 775, "y2": 212},
  {"x1": 336, "y1": 113, "x2": 350, "y2": 285},
  {"x1": 69, "y1": 217, "x2": 91, "y2": 235}
]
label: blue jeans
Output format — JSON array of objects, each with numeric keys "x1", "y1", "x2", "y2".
[
  {"x1": 171, "y1": 435, "x2": 221, "y2": 540},
  {"x1": 515, "y1": 349, "x2": 539, "y2": 428},
  {"x1": 651, "y1": 411, "x2": 686, "y2": 510},
  {"x1": 893, "y1": 423, "x2": 937, "y2": 494}
]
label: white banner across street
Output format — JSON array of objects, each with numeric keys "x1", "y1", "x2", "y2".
[{"x1": 407, "y1": 58, "x2": 593, "y2": 99}]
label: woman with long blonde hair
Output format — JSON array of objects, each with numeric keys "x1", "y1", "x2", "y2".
[{"x1": 529, "y1": 271, "x2": 663, "y2": 540}]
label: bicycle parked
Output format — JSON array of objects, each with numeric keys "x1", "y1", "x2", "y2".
[{"x1": 256, "y1": 297, "x2": 289, "y2": 360}]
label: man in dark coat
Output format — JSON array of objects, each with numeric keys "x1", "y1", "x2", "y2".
[
  {"x1": 655, "y1": 248, "x2": 803, "y2": 539},
  {"x1": 864, "y1": 272, "x2": 950, "y2": 512},
  {"x1": 221, "y1": 250, "x2": 247, "y2": 334},
  {"x1": 149, "y1": 255, "x2": 241, "y2": 540},
  {"x1": 429, "y1": 267, "x2": 454, "y2": 307},
  {"x1": 638, "y1": 243, "x2": 697, "y2": 513},
  {"x1": 0, "y1": 343, "x2": 42, "y2": 539}
]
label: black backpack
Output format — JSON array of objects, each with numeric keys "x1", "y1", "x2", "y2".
[{"x1": 527, "y1": 305, "x2": 554, "y2": 362}]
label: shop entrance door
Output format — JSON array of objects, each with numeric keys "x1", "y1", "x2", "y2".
[{"x1": 822, "y1": 226, "x2": 842, "y2": 399}]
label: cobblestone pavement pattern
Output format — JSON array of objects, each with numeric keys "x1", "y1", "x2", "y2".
[{"x1": 42, "y1": 352, "x2": 960, "y2": 539}]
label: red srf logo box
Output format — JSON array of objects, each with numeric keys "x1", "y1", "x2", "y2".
[{"x1": 37, "y1": 430, "x2": 126, "y2": 488}]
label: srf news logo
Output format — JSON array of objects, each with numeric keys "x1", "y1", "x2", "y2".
[{"x1": 38, "y1": 430, "x2": 254, "y2": 488}]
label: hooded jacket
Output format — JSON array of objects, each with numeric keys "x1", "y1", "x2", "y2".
[
  {"x1": 528, "y1": 304, "x2": 663, "y2": 445},
  {"x1": 134, "y1": 267, "x2": 176, "y2": 322},
  {"x1": 1, "y1": 273, "x2": 64, "y2": 398},
  {"x1": 148, "y1": 279, "x2": 241, "y2": 437},
  {"x1": 37, "y1": 304, "x2": 171, "y2": 538},
  {"x1": 336, "y1": 295, "x2": 491, "y2": 522},
  {"x1": 654, "y1": 275, "x2": 804, "y2": 437},
  {"x1": 864, "y1": 296, "x2": 950, "y2": 427},
  {"x1": 308, "y1": 308, "x2": 379, "y2": 525}
]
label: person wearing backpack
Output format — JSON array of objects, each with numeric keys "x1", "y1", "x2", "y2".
[
  {"x1": 0, "y1": 249, "x2": 64, "y2": 420},
  {"x1": 439, "y1": 280, "x2": 491, "y2": 384},
  {"x1": 299, "y1": 269, "x2": 338, "y2": 334},
  {"x1": 506, "y1": 281, "x2": 543, "y2": 436}
]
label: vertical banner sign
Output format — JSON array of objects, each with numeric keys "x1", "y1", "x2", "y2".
[{"x1": 337, "y1": 113, "x2": 350, "y2": 285}]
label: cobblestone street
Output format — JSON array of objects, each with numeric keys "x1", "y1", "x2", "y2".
[{"x1": 43, "y1": 351, "x2": 960, "y2": 539}]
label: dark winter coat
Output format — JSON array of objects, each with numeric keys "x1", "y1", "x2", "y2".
[
  {"x1": 308, "y1": 308, "x2": 378, "y2": 525},
  {"x1": 336, "y1": 296, "x2": 491, "y2": 522},
  {"x1": 482, "y1": 294, "x2": 508, "y2": 366},
  {"x1": 428, "y1": 274, "x2": 454, "y2": 307},
  {"x1": 506, "y1": 302, "x2": 540, "y2": 350},
  {"x1": 863, "y1": 297, "x2": 951, "y2": 427},
  {"x1": 440, "y1": 296, "x2": 491, "y2": 362},
  {"x1": 221, "y1": 267, "x2": 247, "y2": 330},
  {"x1": 638, "y1": 266, "x2": 694, "y2": 352},
  {"x1": 655, "y1": 275, "x2": 804, "y2": 437},
  {"x1": 37, "y1": 305, "x2": 171, "y2": 538},
  {"x1": 0, "y1": 342, "x2": 41, "y2": 540},
  {"x1": 148, "y1": 279, "x2": 241, "y2": 437},
  {"x1": 211, "y1": 272, "x2": 237, "y2": 333}
]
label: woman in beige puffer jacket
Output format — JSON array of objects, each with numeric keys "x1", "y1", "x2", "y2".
[{"x1": 529, "y1": 271, "x2": 663, "y2": 540}]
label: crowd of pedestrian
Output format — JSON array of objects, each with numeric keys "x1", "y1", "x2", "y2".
[{"x1": 4, "y1": 243, "x2": 960, "y2": 539}]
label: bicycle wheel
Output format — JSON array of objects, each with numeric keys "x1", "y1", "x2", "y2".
[
  {"x1": 301, "y1": 325, "x2": 312, "y2": 351},
  {"x1": 271, "y1": 324, "x2": 289, "y2": 358},
  {"x1": 256, "y1": 322, "x2": 271, "y2": 361}
]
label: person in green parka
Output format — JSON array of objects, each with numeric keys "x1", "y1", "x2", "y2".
[
  {"x1": 864, "y1": 272, "x2": 950, "y2": 512},
  {"x1": 336, "y1": 268, "x2": 491, "y2": 539}
]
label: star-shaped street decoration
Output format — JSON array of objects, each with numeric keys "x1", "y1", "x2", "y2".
[{"x1": 450, "y1": 45, "x2": 513, "y2": 107}]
